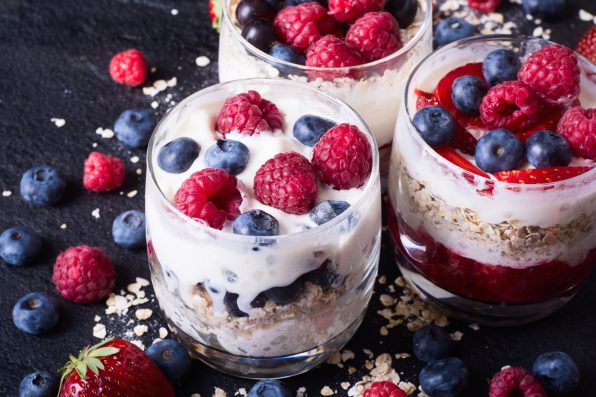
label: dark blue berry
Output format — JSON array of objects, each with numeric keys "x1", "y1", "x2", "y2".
[
  {"x1": 435, "y1": 17, "x2": 475, "y2": 47},
  {"x1": 385, "y1": 0, "x2": 418, "y2": 28},
  {"x1": 112, "y1": 210, "x2": 146, "y2": 249},
  {"x1": 293, "y1": 115, "x2": 336, "y2": 147},
  {"x1": 526, "y1": 130, "x2": 572, "y2": 168},
  {"x1": 157, "y1": 137, "x2": 200, "y2": 173},
  {"x1": 522, "y1": 0, "x2": 565, "y2": 19},
  {"x1": 12, "y1": 292, "x2": 59, "y2": 335},
  {"x1": 146, "y1": 339, "x2": 192, "y2": 384},
  {"x1": 451, "y1": 75, "x2": 488, "y2": 115},
  {"x1": 19, "y1": 165, "x2": 66, "y2": 205},
  {"x1": 248, "y1": 379, "x2": 292, "y2": 397},
  {"x1": 0, "y1": 227, "x2": 42, "y2": 266},
  {"x1": 265, "y1": 0, "x2": 282, "y2": 11},
  {"x1": 413, "y1": 106, "x2": 455, "y2": 148},
  {"x1": 114, "y1": 109, "x2": 155, "y2": 148},
  {"x1": 242, "y1": 19, "x2": 276, "y2": 52},
  {"x1": 419, "y1": 357, "x2": 469, "y2": 397},
  {"x1": 236, "y1": 0, "x2": 276, "y2": 27},
  {"x1": 224, "y1": 292, "x2": 249, "y2": 317},
  {"x1": 286, "y1": 0, "x2": 323, "y2": 6},
  {"x1": 482, "y1": 49, "x2": 521, "y2": 86},
  {"x1": 205, "y1": 139, "x2": 250, "y2": 175},
  {"x1": 533, "y1": 351, "x2": 580, "y2": 396},
  {"x1": 233, "y1": 210, "x2": 280, "y2": 236},
  {"x1": 264, "y1": 278, "x2": 304, "y2": 305},
  {"x1": 303, "y1": 259, "x2": 344, "y2": 290},
  {"x1": 309, "y1": 200, "x2": 350, "y2": 225},
  {"x1": 413, "y1": 325, "x2": 454, "y2": 363},
  {"x1": 19, "y1": 370, "x2": 59, "y2": 397},
  {"x1": 475, "y1": 129, "x2": 525, "y2": 173},
  {"x1": 270, "y1": 43, "x2": 306, "y2": 76}
]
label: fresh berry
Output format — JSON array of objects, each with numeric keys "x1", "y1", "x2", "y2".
[
  {"x1": 19, "y1": 370, "x2": 59, "y2": 397},
  {"x1": 576, "y1": 26, "x2": 596, "y2": 64},
  {"x1": 434, "y1": 62, "x2": 485, "y2": 117},
  {"x1": 328, "y1": 0, "x2": 383, "y2": 23},
  {"x1": 526, "y1": 131, "x2": 572, "y2": 168},
  {"x1": 385, "y1": 0, "x2": 418, "y2": 28},
  {"x1": 533, "y1": 351, "x2": 580, "y2": 396},
  {"x1": 205, "y1": 139, "x2": 250, "y2": 175},
  {"x1": 83, "y1": 151, "x2": 126, "y2": 192},
  {"x1": 556, "y1": 106, "x2": 596, "y2": 159},
  {"x1": 174, "y1": 168, "x2": 242, "y2": 229},
  {"x1": 451, "y1": 75, "x2": 488, "y2": 115},
  {"x1": 114, "y1": 109, "x2": 155, "y2": 148},
  {"x1": 518, "y1": 45, "x2": 580, "y2": 108},
  {"x1": 517, "y1": 107, "x2": 567, "y2": 143},
  {"x1": 19, "y1": 165, "x2": 66, "y2": 205},
  {"x1": 346, "y1": 12, "x2": 403, "y2": 63},
  {"x1": 158, "y1": 137, "x2": 201, "y2": 173},
  {"x1": 236, "y1": 0, "x2": 275, "y2": 27},
  {"x1": 269, "y1": 43, "x2": 306, "y2": 65},
  {"x1": 264, "y1": 277, "x2": 304, "y2": 305},
  {"x1": 254, "y1": 152, "x2": 318, "y2": 214},
  {"x1": 468, "y1": 0, "x2": 500, "y2": 13},
  {"x1": 232, "y1": 210, "x2": 280, "y2": 236},
  {"x1": 112, "y1": 210, "x2": 146, "y2": 249},
  {"x1": 434, "y1": 17, "x2": 475, "y2": 47},
  {"x1": 312, "y1": 123, "x2": 372, "y2": 189},
  {"x1": 483, "y1": 49, "x2": 521, "y2": 86},
  {"x1": 494, "y1": 166, "x2": 592, "y2": 184},
  {"x1": 451, "y1": 123, "x2": 478, "y2": 155},
  {"x1": 436, "y1": 147, "x2": 490, "y2": 178},
  {"x1": 247, "y1": 379, "x2": 292, "y2": 397},
  {"x1": 293, "y1": 114, "x2": 336, "y2": 147},
  {"x1": 522, "y1": 0, "x2": 565, "y2": 19},
  {"x1": 480, "y1": 81, "x2": 541, "y2": 131},
  {"x1": 216, "y1": 90, "x2": 284, "y2": 136},
  {"x1": 475, "y1": 129, "x2": 525, "y2": 173},
  {"x1": 286, "y1": 0, "x2": 324, "y2": 5},
  {"x1": 12, "y1": 292, "x2": 58, "y2": 335},
  {"x1": 0, "y1": 226, "x2": 42, "y2": 266},
  {"x1": 59, "y1": 339, "x2": 174, "y2": 397},
  {"x1": 224, "y1": 292, "x2": 248, "y2": 317},
  {"x1": 489, "y1": 367, "x2": 546, "y2": 397},
  {"x1": 305, "y1": 35, "x2": 364, "y2": 70},
  {"x1": 109, "y1": 49, "x2": 149, "y2": 87},
  {"x1": 52, "y1": 245, "x2": 116, "y2": 304},
  {"x1": 309, "y1": 200, "x2": 350, "y2": 225},
  {"x1": 363, "y1": 381, "x2": 408, "y2": 397},
  {"x1": 303, "y1": 259, "x2": 344, "y2": 290},
  {"x1": 420, "y1": 357, "x2": 469, "y2": 397},
  {"x1": 413, "y1": 325, "x2": 454, "y2": 363},
  {"x1": 412, "y1": 106, "x2": 455, "y2": 148},
  {"x1": 242, "y1": 19, "x2": 276, "y2": 52},
  {"x1": 146, "y1": 339, "x2": 192, "y2": 384}
]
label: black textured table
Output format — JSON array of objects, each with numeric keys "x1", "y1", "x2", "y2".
[{"x1": 1, "y1": 0, "x2": 595, "y2": 396}]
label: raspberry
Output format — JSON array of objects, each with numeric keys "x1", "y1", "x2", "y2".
[
  {"x1": 467, "y1": 0, "x2": 500, "y2": 13},
  {"x1": 363, "y1": 381, "x2": 408, "y2": 397},
  {"x1": 83, "y1": 151, "x2": 126, "y2": 192},
  {"x1": 273, "y1": 2, "x2": 342, "y2": 51},
  {"x1": 557, "y1": 106, "x2": 596, "y2": 159},
  {"x1": 109, "y1": 49, "x2": 149, "y2": 87},
  {"x1": 305, "y1": 35, "x2": 363, "y2": 76},
  {"x1": 174, "y1": 168, "x2": 242, "y2": 229},
  {"x1": 216, "y1": 90, "x2": 284, "y2": 137},
  {"x1": 479, "y1": 81, "x2": 541, "y2": 131},
  {"x1": 328, "y1": 0, "x2": 383, "y2": 23},
  {"x1": 312, "y1": 123, "x2": 372, "y2": 189},
  {"x1": 489, "y1": 367, "x2": 547, "y2": 397},
  {"x1": 576, "y1": 26, "x2": 596, "y2": 64},
  {"x1": 345, "y1": 12, "x2": 403, "y2": 63},
  {"x1": 253, "y1": 152, "x2": 318, "y2": 215},
  {"x1": 518, "y1": 45, "x2": 580, "y2": 107},
  {"x1": 52, "y1": 245, "x2": 116, "y2": 304}
]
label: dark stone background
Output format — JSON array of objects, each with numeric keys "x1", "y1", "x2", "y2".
[{"x1": 0, "y1": 0, "x2": 595, "y2": 395}]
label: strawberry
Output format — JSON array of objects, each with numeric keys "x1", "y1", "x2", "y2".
[
  {"x1": 516, "y1": 106, "x2": 567, "y2": 143},
  {"x1": 415, "y1": 89, "x2": 437, "y2": 110},
  {"x1": 436, "y1": 146, "x2": 489, "y2": 178},
  {"x1": 209, "y1": 0, "x2": 223, "y2": 30},
  {"x1": 59, "y1": 339, "x2": 174, "y2": 397},
  {"x1": 576, "y1": 26, "x2": 596, "y2": 64},
  {"x1": 494, "y1": 166, "x2": 592, "y2": 184}
]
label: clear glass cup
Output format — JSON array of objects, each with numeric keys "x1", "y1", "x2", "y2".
[
  {"x1": 146, "y1": 79, "x2": 382, "y2": 378},
  {"x1": 218, "y1": 0, "x2": 433, "y2": 174},
  {"x1": 387, "y1": 35, "x2": 596, "y2": 326}
]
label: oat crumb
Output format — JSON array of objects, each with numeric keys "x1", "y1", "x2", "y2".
[
  {"x1": 2, "y1": 190, "x2": 11, "y2": 197},
  {"x1": 134, "y1": 324, "x2": 148, "y2": 336},
  {"x1": 95, "y1": 127, "x2": 114, "y2": 139},
  {"x1": 94, "y1": 315, "x2": 101, "y2": 322},
  {"x1": 130, "y1": 340, "x2": 145, "y2": 350},
  {"x1": 469, "y1": 323, "x2": 480, "y2": 331},
  {"x1": 93, "y1": 323, "x2": 107, "y2": 339},
  {"x1": 51, "y1": 118, "x2": 66, "y2": 127},
  {"x1": 196, "y1": 56, "x2": 211, "y2": 67},
  {"x1": 159, "y1": 327, "x2": 169, "y2": 338},
  {"x1": 59, "y1": 223, "x2": 67, "y2": 229},
  {"x1": 127, "y1": 190, "x2": 138, "y2": 198},
  {"x1": 135, "y1": 308, "x2": 153, "y2": 320},
  {"x1": 320, "y1": 386, "x2": 334, "y2": 396},
  {"x1": 213, "y1": 387, "x2": 227, "y2": 397},
  {"x1": 340, "y1": 382, "x2": 351, "y2": 390},
  {"x1": 171, "y1": 8, "x2": 178, "y2": 15},
  {"x1": 450, "y1": 331, "x2": 464, "y2": 341},
  {"x1": 91, "y1": 208, "x2": 100, "y2": 219}
]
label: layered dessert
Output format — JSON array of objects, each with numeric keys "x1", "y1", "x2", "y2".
[{"x1": 387, "y1": 36, "x2": 596, "y2": 323}]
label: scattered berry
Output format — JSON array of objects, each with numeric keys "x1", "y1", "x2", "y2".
[
  {"x1": 489, "y1": 367, "x2": 546, "y2": 397},
  {"x1": 0, "y1": 226, "x2": 42, "y2": 266},
  {"x1": 269, "y1": 43, "x2": 306, "y2": 65},
  {"x1": 451, "y1": 75, "x2": 488, "y2": 115},
  {"x1": 158, "y1": 137, "x2": 201, "y2": 173},
  {"x1": 413, "y1": 325, "x2": 454, "y2": 363},
  {"x1": 413, "y1": 106, "x2": 455, "y2": 148},
  {"x1": 576, "y1": 26, "x2": 596, "y2": 64},
  {"x1": 494, "y1": 166, "x2": 592, "y2": 184},
  {"x1": 419, "y1": 357, "x2": 469, "y2": 397},
  {"x1": 480, "y1": 81, "x2": 541, "y2": 131},
  {"x1": 363, "y1": 381, "x2": 408, "y2": 397},
  {"x1": 533, "y1": 351, "x2": 580, "y2": 396},
  {"x1": 468, "y1": 0, "x2": 500, "y2": 13},
  {"x1": 475, "y1": 129, "x2": 525, "y2": 173},
  {"x1": 109, "y1": 49, "x2": 149, "y2": 87},
  {"x1": 146, "y1": 339, "x2": 192, "y2": 384},
  {"x1": 19, "y1": 165, "x2": 66, "y2": 206},
  {"x1": 216, "y1": 90, "x2": 283, "y2": 136},
  {"x1": 328, "y1": 0, "x2": 383, "y2": 23},
  {"x1": 114, "y1": 109, "x2": 155, "y2": 148},
  {"x1": 522, "y1": 0, "x2": 566, "y2": 19},
  {"x1": 112, "y1": 210, "x2": 146, "y2": 249},
  {"x1": 232, "y1": 210, "x2": 280, "y2": 236},
  {"x1": 247, "y1": 379, "x2": 292, "y2": 397},
  {"x1": 12, "y1": 292, "x2": 58, "y2": 335},
  {"x1": 346, "y1": 12, "x2": 403, "y2": 63},
  {"x1": 309, "y1": 200, "x2": 350, "y2": 225},
  {"x1": 293, "y1": 114, "x2": 336, "y2": 147},
  {"x1": 483, "y1": 49, "x2": 521, "y2": 86},
  {"x1": 526, "y1": 130, "x2": 572, "y2": 168},
  {"x1": 385, "y1": 0, "x2": 418, "y2": 28},
  {"x1": 205, "y1": 139, "x2": 250, "y2": 175},
  {"x1": 236, "y1": 0, "x2": 275, "y2": 27},
  {"x1": 556, "y1": 106, "x2": 596, "y2": 159},
  {"x1": 19, "y1": 371, "x2": 59, "y2": 397},
  {"x1": 83, "y1": 151, "x2": 126, "y2": 192},
  {"x1": 242, "y1": 19, "x2": 277, "y2": 52},
  {"x1": 305, "y1": 35, "x2": 364, "y2": 70},
  {"x1": 435, "y1": 17, "x2": 475, "y2": 47}
]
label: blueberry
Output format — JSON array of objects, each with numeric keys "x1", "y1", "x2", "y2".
[
  {"x1": 526, "y1": 130, "x2": 572, "y2": 168},
  {"x1": 482, "y1": 49, "x2": 521, "y2": 86},
  {"x1": 413, "y1": 106, "x2": 455, "y2": 148},
  {"x1": 475, "y1": 129, "x2": 525, "y2": 173},
  {"x1": 236, "y1": 0, "x2": 275, "y2": 27},
  {"x1": 114, "y1": 109, "x2": 155, "y2": 148},
  {"x1": 309, "y1": 200, "x2": 350, "y2": 225},
  {"x1": 19, "y1": 370, "x2": 59, "y2": 397},
  {"x1": 385, "y1": 0, "x2": 418, "y2": 29},
  {"x1": 112, "y1": 210, "x2": 146, "y2": 249},
  {"x1": 146, "y1": 339, "x2": 192, "y2": 384},
  {"x1": 419, "y1": 357, "x2": 469, "y2": 397},
  {"x1": 533, "y1": 351, "x2": 580, "y2": 396},
  {"x1": 0, "y1": 227, "x2": 42, "y2": 266},
  {"x1": 224, "y1": 292, "x2": 249, "y2": 317},
  {"x1": 265, "y1": 0, "x2": 282, "y2": 11},
  {"x1": 242, "y1": 19, "x2": 276, "y2": 52},
  {"x1": 19, "y1": 165, "x2": 66, "y2": 205},
  {"x1": 303, "y1": 260, "x2": 344, "y2": 290},
  {"x1": 248, "y1": 379, "x2": 292, "y2": 397},
  {"x1": 205, "y1": 139, "x2": 250, "y2": 175},
  {"x1": 157, "y1": 137, "x2": 200, "y2": 173},
  {"x1": 233, "y1": 210, "x2": 280, "y2": 236},
  {"x1": 286, "y1": 0, "x2": 323, "y2": 5},
  {"x1": 435, "y1": 17, "x2": 475, "y2": 47},
  {"x1": 270, "y1": 43, "x2": 306, "y2": 76},
  {"x1": 12, "y1": 292, "x2": 59, "y2": 335},
  {"x1": 264, "y1": 278, "x2": 304, "y2": 305},
  {"x1": 522, "y1": 0, "x2": 566, "y2": 19},
  {"x1": 451, "y1": 75, "x2": 488, "y2": 115},
  {"x1": 413, "y1": 325, "x2": 454, "y2": 363},
  {"x1": 293, "y1": 115, "x2": 336, "y2": 147}
]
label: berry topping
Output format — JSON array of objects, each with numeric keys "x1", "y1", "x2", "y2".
[
  {"x1": 413, "y1": 325, "x2": 454, "y2": 363},
  {"x1": 303, "y1": 259, "x2": 344, "y2": 290},
  {"x1": 451, "y1": 75, "x2": 488, "y2": 115},
  {"x1": 475, "y1": 129, "x2": 525, "y2": 173},
  {"x1": 489, "y1": 367, "x2": 547, "y2": 397},
  {"x1": 483, "y1": 49, "x2": 522, "y2": 86},
  {"x1": 247, "y1": 380, "x2": 293, "y2": 397},
  {"x1": 494, "y1": 166, "x2": 592, "y2": 184},
  {"x1": 385, "y1": 0, "x2": 418, "y2": 29},
  {"x1": 309, "y1": 200, "x2": 350, "y2": 225},
  {"x1": 205, "y1": 139, "x2": 251, "y2": 175},
  {"x1": 525, "y1": 131, "x2": 572, "y2": 168},
  {"x1": 522, "y1": 0, "x2": 566, "y2": 19},
  {"x1": 158, "y1": 137, "x2": 201, "y2": 174},
  {"x1": 236, "y1": 0, "x2": 275, "y2": 27},
  {"x1": 112, "y1": 210, "x2": 146, "y2": 249},
  {"x1": 19, "y1": 165, "x2": 66, "y2": 206},
  {"x1": 518, "y1": 45, "x2": 580, "y2": 108},
  {"x1": 480, "y1": 81, "x2": 541, "y2": 131},
  {"x1": 109, "y1": 49, "x2": 149, "y2": 87},
  {"x1": 419, "y1": 357, "x2": 469, "y2": 397},
  {"x1": 434, "y1": 17, "x2": 475, "y2": 47},
  {"x1": 533, "y1": 351, "x2": 580, "y2": 396},
  {"x1": 286, "y1": 0, "x2": 324, "y2": 5},
  {"x1": 468, "y1": 0, "x2": 501, "y2": 13},
  {"x1": 83, "y1": 151, "x2": 126, "y2": 192},
  {"x1": 146, "y1": 339, "x2": 192, "y2": 384},
  {"x1": 269, "y1": 43, "x2": 306, "y2": 65},
  {"x1": 12, "y1": 292, "x2": 58, "y2": 335},
  {"x1": 363, "y1": 381, "x2": 408, "y2": 397},
  {"x1": 413, "y1": 106, "x2": 455, "y2": 148},
  {"x1": 305, "y1": 35, "x2": 364, "y2": 70},
  {"x1": 52, "y1": 245, "x2": 116, "y2": 304},
  {"x1": 576, "y1": 26, "x2": 596, "y2": 64},
  {"x1": 0, "y1": 226, "x2": 42, "y2": 266},
  {"x1": 242, "y1": 19, "x2": 277, "y2": 52},
  {"x1": 174, "y1": 168, "x2": 242, "y2": 229},
  {"x1": 19, "y1": 371, "x2": 59, "y2": 397},
  {"x1": 437, "y1": 147, "x2": 490, "y2": 178},
  {"x1": 264, "y1": 277, "x2": 304, "y2": 305},
  {"x1": 451, "y1": 123, "x2": 479, "y2": 155},
  {"x1": 346, "y1": 12, "x2": 403, "y2": 63},
  {"x1": 254, "y1": 152, "x2": 318, "y2": 214},
  {"x1": 556, "y1": 106, "x2": 596, "y2": 159},
  {"x1": 434, "y1": 62, "x2": 486, "y2": 124},
  {"x1": 293, "y1": 114, "x2": 336, "y2": 147},
  {"x1": 216, "y1": 90, "x2": 284, "y2": 136},
  {"x1": 114, "y1": 109, "x2": 155, "y2": 148},
  {"x1": 312, "y1": 123, "x2": 372, "y2": 189},
  {"x1": 232, "y1": 210, "x2": 280, "y2": 236},
  {"x1": 328, "y1": 0, "x2": 383, "y2": 24}
]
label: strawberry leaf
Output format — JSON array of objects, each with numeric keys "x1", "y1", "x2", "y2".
[
  {"x1": 89, "y1": 347, "x2": 120, "y2": 358},
  {"x1": 76, "y1": 361, "x2": 88, "y2": 380},
  {"x1": 87, "y1": 357, "x2": 102, "y2": 376}
]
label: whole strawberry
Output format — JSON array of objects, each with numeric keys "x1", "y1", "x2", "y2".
[
  {"x1": 59, "y1": 339, "x2": 174, "y2": 397},
  {"x1": 209, "y1": 0, "x2": 223, "y2": 30},
  {"x1": 576, "y1": 26, "x2": 596, "y2": 64}
]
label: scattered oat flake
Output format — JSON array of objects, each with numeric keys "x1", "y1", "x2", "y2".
[
  {"x1": 191, "y1": 394, "x2": 201, "y2": 397},
  {"x1": 395, "y1": 352, "x2": 411, "y2": 359},
  {"x1": 130, "y1": 156, "x2": 140, "y2": 163},
  {"x1": 167, "y1": 77, "x2": 177, "y2": 87},
  {"x1": 196, "y1": 56, "x2": 211, "y2": 67},
  {"x1": 213, "y1": 387, "x2": 227, "y2": 397},
  {"x1": 59, "y1": 223, "x2": 67, "y2": 229},
  {"x1": 380, "y1": 326, "x2": 389, "y2": 336},
  {"x1": 341, "y1": 382, "x2": 351, "y2": 391},
  {"x1": 450, "y1": 331, "x2": 464, "y2": 341},
  {"x1": 137, "y1": 277, "x2": 150, "y2": 286},
  {"x1": 469, "y1": 323, "x2": 480, "y2": 331},
  {"x1": 93, "y1": 323, "x2": 107, "y2": 339},
  {"x1": 91, "y1": 208, "x2": 100, "y2": 218},
  {"x1": 235, "y1": 388, "x2": 247, "y2": 396},
  {"x1": 151, "y1": 101, "x2": 159, "y2": 109},
  {"x1": 127, "y1": 190, "x2": 138, "y2": 198},
  {"x1": 2, "y1": 190, "x2": 12, "y2": 197},
  {"x1": 95, "y1": 127, "x2": 114, "y2": 139},
  {"x1": 135, "y1": 308, "x2": 153, "y2": 320},
  {"x1": 171, "y1": 8, "x2": 178, "y2": 15},
  {"x1": 297, "y1": 387, "x2": 307, "y2": 397},
  {"x1": 136, "y1": 168, "x2": 143, "y2": 175},
  {"x1": 579, "y1": 9, "x2": 594, "y2": 22},
  {"x1": 51, "y1": 118, "x2": 66, "y2": 127},
  {"x1": 134, "y1": 324, "x2": 148, "y2": 336},
  {"x1": 159, "y1": 327, "x2": 169, "y2": 338},
  {"x1": 378, "y1": 275, "x2": 387, "y2": 284},
  {"x1": 321, "y1": 386, "x2": 334, "y2": 396}
]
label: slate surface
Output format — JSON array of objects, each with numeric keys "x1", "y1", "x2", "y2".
[{"x1": 0, "y1": 0, "x2": 595, "y2": 395}]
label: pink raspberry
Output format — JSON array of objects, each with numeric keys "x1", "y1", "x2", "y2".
[
  {"x1": 479, "y1": 81, "x2": 541, "y2": 131},
  {"x1": 312, "y1": 123, "x2": 372, "y2": 189},
  {"x1": 363, "y1": 381, "x2": 408, "y2": 397},
  {"x1": 253, "y1": 152, "x2": 318, "y2": 215},
  {"x1": 83, "y1": 151, "x2": 126, "y2": 192},
  {"x1": 345, "y1": 12, "x2": 403, "y2": 63},
  {"x1": 52, "y1": 245, "x2": 116, "y2": 304},
  {"x1": 328, "y1": 0, "x2": 383, "y2": 23},
  {"x1": 518, "y1": 45, "x2": 580, "y2": 108},
  {"x1": 174, "y1": 168, "x2": 242, "y2": 229},
  {"x1": 216, "y1": 90, "x2": 284, "y2": 137},
  {"x1": 557, "y1": 106, "x2": 596, "y2": 159},
  {"x1": 305, "y1": 35, "x2": 363, "y2": 76},
  {"x1": 109, "y1": 49, "x2": 149, "y2": 87},
  {"x1": 489, "y1": 367, "x2": 547, "y2": 397},
  {"x1": 467, "y1": 0, "x2": 501, "y2": 13}
]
